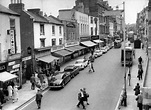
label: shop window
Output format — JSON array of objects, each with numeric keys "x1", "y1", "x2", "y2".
[{"x1": 40, "y1": 24, "x2": 45, "y2": 35}]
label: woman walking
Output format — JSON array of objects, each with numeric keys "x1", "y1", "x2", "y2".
[{"x1": 12, "y1": 85, "x2": 18, "y2": 103}]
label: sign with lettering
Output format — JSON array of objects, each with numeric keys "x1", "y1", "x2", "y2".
[
  {"x1": 10, "y1": 30, "x2": 15, "y2": 54},
  {"x1": 7, "y1": 59, "x2": 20, "y2": 73}
]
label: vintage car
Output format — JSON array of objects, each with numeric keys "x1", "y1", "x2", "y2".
[
  {"x1": 74, "y1": 59, "x2": 88, "y2": 70},
  {"x1": 93, "y1": 50, "x2": 103, "y2": 58},
  {"x1": 49, "y1": 72, "x2": 71, "y2": 89},
  {"x1": 64, "y1": 65, "x2": 80, "y2": 78}
]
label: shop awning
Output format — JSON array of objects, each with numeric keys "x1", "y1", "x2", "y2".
[
  {"x1": 80, "y1": 41, "x2": 97, "y2": 47},
  {"x1": 93, "y1": 39, "x2": 104, "y2": 43},
  {"x1": 37, "y1": 55, "x2": 59, "y2": 63},
  {"x1": 0, "y1": 71, "x2": 18, "y2": 82},
  {"x1": 65, "y1": 45, "x2": 87, "y2": 52},
  {"x1": 53, "y1": 49, "x2": 73, "y2": 57}
]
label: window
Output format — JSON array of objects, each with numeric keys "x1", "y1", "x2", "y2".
[
  {"x1": 91, "y1": 27, "x2": 93, "y2": 35},
  {"x1": 52, "y1": 25, "x2": 55, "y2": 35},
  {"x1": 52, "y1": 38, "x2": 56, "y2": 46},
  {"x1": 59, "y1": 26, "x2": 62, "y2": 35},
  {"x1": 40, "y1": 24, "x2": 45, "y2": 35},
  {"x1": 59, "y1": 38, "x2": 63, "y2": 45},
  {"x1": 10, "y1": 18, "x2": 15, "y2": 29},
  {"x1": 91, "y1": 17, "x2": 93, "y2": 24},
  {"x1": 40, "y1": 38, "x2": 45, "y2": 47}
]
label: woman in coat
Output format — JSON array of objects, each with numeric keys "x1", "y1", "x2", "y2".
[{"x1": 7, "y1": 84, "x2": 13, "y2": 100}]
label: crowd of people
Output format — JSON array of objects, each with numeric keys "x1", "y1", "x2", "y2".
[{"x1": 0, "y1": 81, "x2": 19, "y2": 109}]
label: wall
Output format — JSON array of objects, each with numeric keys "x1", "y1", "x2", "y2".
[{"x1": 0, "y1": 13, "x2": 21, "y2": 61}]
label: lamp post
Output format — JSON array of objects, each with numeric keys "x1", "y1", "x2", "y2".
[{"x1": 123, "y1": 1, "x2": 127, "y2": 106}]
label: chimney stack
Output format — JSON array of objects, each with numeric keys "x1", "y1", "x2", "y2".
[
  {"x1": 9, "y1": 0, "x2": 24, "y2": 14},
  {"x1": 28, "y1": 9, "x2": 43, "y2": 16}
]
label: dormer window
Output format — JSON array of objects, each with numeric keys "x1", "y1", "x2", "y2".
[{"x1": 40, "y1": 24, "x2": 45, "y2": 35}]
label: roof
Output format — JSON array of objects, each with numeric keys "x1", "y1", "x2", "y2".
[
  {"x1": 0, "y1": 4, "x2": 19, "y2": 16},
  {"x1": 44, "y1": 15, "x2": 63, "y2": 25},
  {"x1": 26, "y1": 11, "x2": 48, "y2": 23}
]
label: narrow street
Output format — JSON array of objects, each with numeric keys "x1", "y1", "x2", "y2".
[{"x1": 22, "y1": 48, "x2": 125, "y2": 110}]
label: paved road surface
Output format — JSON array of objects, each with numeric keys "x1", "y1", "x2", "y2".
[{"x1": 22, "y1": 48, "x2": 126, "y2": 110}]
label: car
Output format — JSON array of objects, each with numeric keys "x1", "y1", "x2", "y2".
[
  {"x1": 94, "y1": 50, "x2": 103, "y2": 58},
  {"x1": 74, "y1": 59, "x2": 88, "y2": 70},
  {"x1": 64, "y1": 65, "x2": 80, "y2": 78},
  {"x1": 48, "y1": 72, "x2": 71, "y2": 89},
  {"x1": 100, "y1": 47, "x2": 107, "y2": 54}
]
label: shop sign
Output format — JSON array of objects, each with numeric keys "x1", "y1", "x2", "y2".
[
  {"x1": 91, "y1": 35, "x2": 99, "y2": 40},
  {"x1": 22, "y1": 56, "x2": 31, "y2": 61},
  {"x1": 80, "y1": 36, "x2": 91, "y2": 42},
  {"x1": 8, "y1": 53, "x2": 21, "y2": 61},
  {"x1": 7, "y1": 60, "x2": 20, "y2": 73},
  {"x1": 0, "y1": 63, "x2": 7, "y2": 72},
  {"x1": 10, "y1": 29, "x2": 15, "y2": 54},
  {"x1": 65, "y1": 41, "x2": 78, "y2": 47}
]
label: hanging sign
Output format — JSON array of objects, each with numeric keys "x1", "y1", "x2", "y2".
[{"x1": 10, "y1": 29, "x2": 15, "y2": 54}]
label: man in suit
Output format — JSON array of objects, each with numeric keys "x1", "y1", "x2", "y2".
[{"x1": 77, "y1": 89, "x2": 85, "y2": 109}]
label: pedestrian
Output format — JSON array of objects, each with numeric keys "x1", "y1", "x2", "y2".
[
  {"x1": 91, "y1": 62, "x2": 95, "y2": 72},
  {"x1": 12, "y1": 85, "x2": 18, "y2": 103},
  {"x1": 138, "y1": 56, "x2": 143, "y2": 64},
  {"x1": 138, "y1": 69, "x2": 143, "y2": 80},
  {"x1": 77, "y1": 89, "x2": 85, "y2": 109},
  {"x1": 7, "y1": 83, "x2": 13, "y2": 100},
  {"x1": 30, "y1": 74, "x2": 36, "y2": 90},
  {"x1": 136, "y1": 91, "x2": 143, "y2": 110},
  {"x1": 0, "y1": 88, "x2": 4, "y2": 105},
  {"x1": 88, "y1": 61, "x2": 92, "y2": 72},
  {"x1": 134, "y1": 83, "x2": 140, "y2": 96},
  {"x1": 35, "y1": 89, "x2": 43, "y2": 109},
  {"x1": 127, "y1": 73, "x2": 131, "y2": 86},
  {"x1": 83, "y1": 88, "x2": 89, "y2": 105},
  {"x1": 138, "y1": 63, "x2": 142, "y2": 70}
]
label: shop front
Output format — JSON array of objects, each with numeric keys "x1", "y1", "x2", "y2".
[
  {"x1": 51, "y1": 49, "x2": 73, "y2": 64},
  {"x1": 7, "y1": 55, "x2": 21, "y2": 88},
  {"x1": 65, "y1": 45, "x2": 86, "y2": 59}
]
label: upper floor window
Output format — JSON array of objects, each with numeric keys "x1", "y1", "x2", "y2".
[
  {"x1": 40, "y1": 24, "x2": 45, "y2": 35},
  {"x1": 91, "y1": 17, "x2": 93, "y2": 24},
  {"x1": 10, "y1": 18, "x2": 15, "y2": 30},
  {"x1": 40, "y1": 38, "x2": 45, "y2": 47},
  {"x1": 59, "y1": 38, "x2": 63, "y2": 45},
  {"x1": 52, "y1": 25, "x2": 55, "y2": 35},
  {"x1": 52, "y1": 38, "x2": 56, "y2": 46},
  {"x1": 91, "y1": 27, "x2": 93, "y2": 35},
  {"x1": 59, "y1": 26, "x2": 62, "y2": 35}
]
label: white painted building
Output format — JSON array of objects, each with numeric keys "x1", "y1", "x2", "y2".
[
  {"x1": 109, "y1": 22, "x2": 114, "y2": 36},
  {"x1": 0, "y1": 4, "x2": 21, "y2": 62},
  {"x1": 88, "y1": 16, "x2": 99, "y2": 36},
  {"x1": 59, "y1": 9, "x2": 89, "y2": 38}
]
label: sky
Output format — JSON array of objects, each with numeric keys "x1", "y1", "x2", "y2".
[{"x1": 0, "y1": 0, "x2": 149, "y2": 24}]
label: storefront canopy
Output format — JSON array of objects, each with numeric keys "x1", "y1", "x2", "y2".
[
  {"x1": 0, "y1": 71, "x2": 18, "y2": 82},
  {"x1": 80, "y1": 41, "x2": 97, "y2": 47},
  {"x1": 53, "y1": 49, "x2": 73, "y2": 57},
  {"x1": 65, "y1": 45, "x2": 86, "y2": 52},
  {"x1": 37, "y1": 55, "x2": 59, "y2": 63},
  {"x1": 93, "y1": 40, "x2": 104, "y2": 43}
]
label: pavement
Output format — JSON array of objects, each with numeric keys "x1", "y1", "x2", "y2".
[
  {"x1": 2, "y1": 48, "x2": 150, "y2": 110},
  {"x1": 115, "y1": 48, "x2": 149, "y2": 110}
]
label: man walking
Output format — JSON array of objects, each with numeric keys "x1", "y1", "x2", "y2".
[
  {"x1": 77, "y1": 89, "x2": 85, "y2": 109},
  {"x1": 30, "y1": 74, "x2": 36, "y2": 90},
  {"x1": 136, "y1": 92, "x2": 143, "y2": 110},
  {"x1": 35, "y1": 89, "x2": 43, "y2": 109},
  {"x1": 91, "y1": 62, "x2": 95, "y2": 72},
  {"x1": 138, "y1": 56, "x2": 143, "y2": 64}
]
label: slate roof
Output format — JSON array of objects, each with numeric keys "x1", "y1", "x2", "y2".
[
  {"x1": 44, "y1": 15, "x2": 63, "y2": 25},
  {"x1": 0, "y1": 4, "x2": 19, "y2": 16},
  {"x1": 26, "y1": 11, "x2": 48, "y2": 23}
]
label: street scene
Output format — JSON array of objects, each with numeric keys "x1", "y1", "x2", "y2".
[{"x1": 0, "y1": 0, "x2": 151, "y2": 110}]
